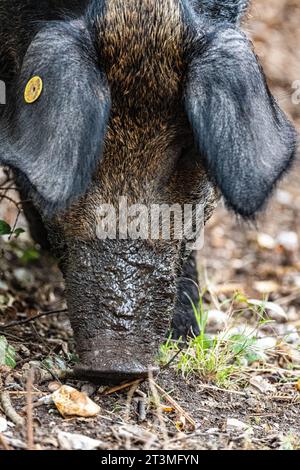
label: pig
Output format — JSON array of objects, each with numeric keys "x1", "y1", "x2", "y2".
[{"x1": 0, "y1": 0, "x2": 297, "y2": 383}]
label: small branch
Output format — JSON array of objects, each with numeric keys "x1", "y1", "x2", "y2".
[
  {"x1": 198, "y1": 383, "x2": 300, "y2": 403},
  {"x1": 161, "y1": 348, "x2": 183, "y2": 370},
  {"x1": 8, "y1": 207, "x2": 21, "y2": 241},
  {"x1": 0, "y1": 391, "x2": 24, "y2": 428},
  {"x1": 148, "y1": 371, "x2": 169, "y2": 449},
  {"x1": 26, "y1": 369, "x2": 35, "y2": 451},
  {"x1": 0, "y1": 309, "x2": 67, "y2": 330},
  {"x1": 149, "y1": 379, "x2": 196, "y2": 430},
  {"x1": 0, "y1": 187, "x2": 20, "y2": 191},
  {"x1": 103, "y1": 379, "x2": 143, "y2": 396},
  {"x1": 137, "y1": 397, "x2": 147, "y2": 423},
  {"x1": 0, "y1": 194, "x2": 22, "y2": 208},
  {"x1": 198, "y1": 383, "x2": 248, "y2": 396}
]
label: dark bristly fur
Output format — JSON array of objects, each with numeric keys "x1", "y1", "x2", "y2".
[
  {"x1": 0, "y1": 1, "x2": 298, "y2": 375},
  {"x1": 184, "y1": 24, "x2": 297, "y2": 217}
]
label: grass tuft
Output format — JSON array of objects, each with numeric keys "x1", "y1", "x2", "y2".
[{"x1": 159, "y1": 289, "x2": 296, "y2": 388}]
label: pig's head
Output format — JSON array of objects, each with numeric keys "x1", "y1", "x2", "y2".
[{"x1": 0, "y1": 0, "x2": 297, "y2": 382}]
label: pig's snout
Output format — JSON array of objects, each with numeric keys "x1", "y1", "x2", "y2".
[
  {"x1": 73, "y1": 332, "x2": 160, "y2": 384},
  {"x1": 64, "y1": 239, "x2": 176, "y2": 383}
]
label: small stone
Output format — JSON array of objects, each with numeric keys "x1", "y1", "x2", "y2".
[
  {"x1": 257, "y1": 233, "x2": 276, "y2": 250},
  {"x1": 57, "y1": 431, "x2": 104, "y2": 450},
  {"x1": 0, "y1": 280, "x2": 9, "y2": 290},
  {"x1": 52, "y1": 385, "x2": 100, "y2": 418},
  {"x1": 15, "y1": 344, "x2": 30, "y2": 358},
  {"x1": 288, "y1": 348, "x2": 300, "y2": 365},
  {"x1": 276, "y1": 231, "x2": 299, "y2": 252},
  {"x1": 255, "y1": 337, "x2": 277, "y2": 351},
  {"x1": 276, "y1": 190, "x2": 292, "y2": 206},
  {"x1": 48, "y1": 381, "x2": 61, "y2": 393},
  {"x1": 0, "y1": 417, "x2": 8, "y2": 433},
  {"x1": 277, "y1": 325, "x2": 300, "y2": 345},
  {"x1": 207, "y1": 427, "x2": 219, "y2": 434},
  {"x1": 223, "y1": 324, "x2": 256, "y2": 340},
  {"x1": 293, "y1": 276, "x2": 300, "y2": 288},
  {"x1": 254, "y1": 281, "x2": 279, "y2": 294},
  {"x1": 81, "y1": 383, "x2": 97, "y2": 397},
  {"x1": 226, "y1": 418, "x2": 253, "y2": 434},
  {"x1": 206, "y1": 310, "x2": 228, "y2": 331},
  {"x1": 13, "y1": 268, "x2": 35, "y2": 288},
  {"x1": 287, "y1": 307, "x2": 299, "y2": 322}
]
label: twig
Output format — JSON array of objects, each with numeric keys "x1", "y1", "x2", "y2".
[
  {"x1": 0, "y1": 391, "x2": 24, "y2": 427},
  {"x1": 21, "y1": 395, "x2": 53, "y2": 413},
  {"x1": 0, "y1": 187, "x2": 20, "y2": 191},
  {"x1": 149, "y1": 379, "x2": 196, "y2": 431},
  {"x1": 148, "y1": 371, "x2": 169, "y2": 450},
  {"x1": 198, "y1": 383, "x2": 248, "y2": 396},
  {"x1": 0, "y1": 309, "x2": 67, "y2": 330},
  {"x1": 8, "y1": 207, "x2": 21, "y2": 241},
  {"x1": 0, "y1": 433, "x2": 11, "y2": 450},
  {"x1": 276, "y1": 289, "x2": 300, "y2": 305},
  {"x1": 137, "y1": 397, "x2": 147, "y2": 423},
  {"x1": 198, "y1": 383, "x2": 300, "y2": 403},
  {"x1": 26, "y1": 369, "x2": 35, "y2": 451},
  {"x1": 5, "y1": 391, "x2": 44, "y2": 396},
  {"x1": 161, "y1": 348, "x2": 183, "y2": 370},
  {"x1": 0, "y1": 194, "x2": 22, "y2": 208},
  {"x1": 125, "y1": 381, "x2": 141, "y2": 422},
  {"x1": 244, "y1": 366, "x2": 300, "y2": 376},
  {"x1": 103, "y1": 379, "x2": 143, "y2": 396}
]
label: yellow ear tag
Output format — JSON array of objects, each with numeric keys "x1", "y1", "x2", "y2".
[{"x1": 24, "y1": 76, "x2": 43, "y2": 103}]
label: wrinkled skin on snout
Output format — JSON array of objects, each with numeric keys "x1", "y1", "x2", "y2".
[{"x1": 0, "y1": 0, "x2": 297, "y2": 383}]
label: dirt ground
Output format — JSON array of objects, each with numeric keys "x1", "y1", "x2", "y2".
[{"x1": 0, "y1": 0, "x2": 300, "y2": 451}]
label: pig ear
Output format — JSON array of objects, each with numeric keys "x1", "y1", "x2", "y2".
[
  {"x1": 185, "y1": 27, "x2": 297, "y2": 217},
  {"x1": 0, "y1": 21, "x2": 110, "y2": 215}
]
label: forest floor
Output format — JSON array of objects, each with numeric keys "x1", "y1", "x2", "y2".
[{"x1": 0, "y1": 0, "x2": 300, "y2": 452}]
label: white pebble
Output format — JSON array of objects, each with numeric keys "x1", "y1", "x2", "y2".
[
  {"x1": 276, "y1": 231, "x2": 299, "y2": 251},
  {"x1": 0, "y1": 417, "x2": 8, "y2": 433}
]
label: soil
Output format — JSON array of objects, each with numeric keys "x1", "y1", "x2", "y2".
[{"x1": 0, "y1": 0, "x2": 300, "y2": 451}]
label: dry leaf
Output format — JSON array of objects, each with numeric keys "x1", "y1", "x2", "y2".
[
  {"x1": 52, "y1": 385, "x2": 100, "y2": 418},
  {"x1": 277, "y1": 344, "x2": 300, "y2": 367},
  {"x1": 161, "y1": 406, "x2": 175, "y2": 413},
  {"x1": 211, "y1": 283, "x2": 244, "y2": 295},
  {"x1": 296, "y1": 379, "x2": 300, "y2": 392},
  {"x1": 175, "y1": 415, "x2": 186, "y2": 431},
  {"x1": 249, "y1": 376, "x2": 276, "y2": 394}
]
